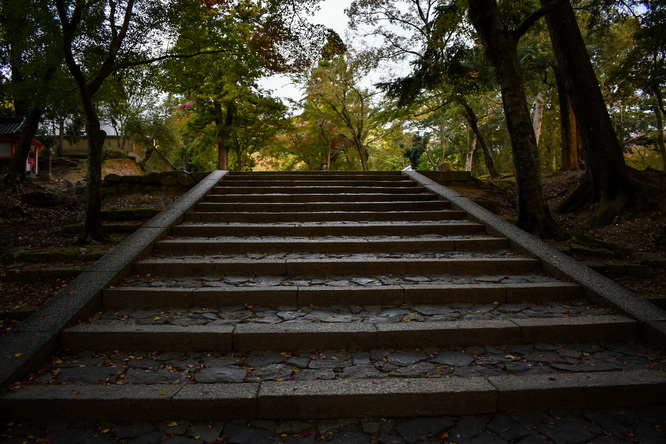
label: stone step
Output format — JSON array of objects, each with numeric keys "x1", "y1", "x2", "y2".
[
  {"x1": 132, "y1": 255, "x2": 541, "y2": 277},
  {"x1": 60, "y1": 315, "x2": 636, "y2": 352},
  {"x1": 204, "y1": 193, "x2": 440, "y2": 203},
  {"x1": 184, "y1": 210, "x2": 468, "y2": 223},
  {"x1": 154, "y1": 236, "x2": 510, "y2": 255},
  {"x1": 90, "y1": 298, "x2": 609, "y2": 327},
  {"x1": 219, "y1": 179, "x2": 418, "y2": 187},
  {"x1": 7, "y1": 370, "x2": 665, "y2": 422},
  {"x1": 4, "y1": 170, "x2": 662, "y2": 429},
  {"x1": 195, "y1": 200, "x2": 451, "y2": 213},
  {"x1": 225, "y1": 171, "x2": 406, "y2": 180},
  {"x1": 22, "y1": 341, "x2": 666, "y2": 386},
  {"x1": 102, "y1": 281, "x2": 582, "y2": 309},
  {"x1": 170, "y1": 221, "x2": 487, "y2": 237},
  {"x1": 210, "y1": 186, "x2": 427, "y2": 195}
]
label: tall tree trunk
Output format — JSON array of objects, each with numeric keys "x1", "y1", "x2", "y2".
[
  {"x1": 458, "y1": 98, "x2": 499, "y2": 179},
  {"x1": 3, "y1": 107, "x2": 43, "y2": 184},
  {"x1": 214, "y1": 100, "x2": 235, "y2": 170},
  {"x1": 654, "y1": 93, "x2": 666, "y2": 171},
  {"x1": 466, "y1": 132, "x2": 477, "y2": 172},
  {"x1": 76, "y1": 77, "x2": 109, "y2": 243},
  {"x1": 543, "y1": 0, "x2": 644, "y2": 224},
  {"x1": 58, "y1": 118, "x2": 65, "y2": 157},
  {"x1": 468, "y1": 0, "x2": 563, "y2": 238},
  {"x1": 82, "y1": 124, "x2": 108, "y2": 243},
  {"x1": 532, "y1": 91, "x2": 545, "y2": 145},
  {"x1": 554, "y1": 65, "x2": 580, "y2": 171}
]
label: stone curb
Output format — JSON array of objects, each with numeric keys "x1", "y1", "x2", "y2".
[
  {"x1": 1, "y1": 370, "x2": 664, "y2": 422},
  {"x1": 405, "y1": 171, "x2": 666, "y2": 348},
  {"x1": 0, "y1": 171, "x2": 227, "y2": 390},
  {"x1": 59, "y1": 316, "x2": 637, "y2": 352},
  {"x1": 103, "y1": 282, "x2": 582, "y2": 308}
]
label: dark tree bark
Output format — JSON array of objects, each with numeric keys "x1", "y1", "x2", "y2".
[
  {"x1": 543, "y1": 0, "x2": 646, "y2": 223},
  {"x1": 458, "y1": 98, "x2": 500, "y2": 179},
  {"x1": 554, "y1": 65, "x2": 581, "y2": 171},
  {"x1": 56, "y1": 0, "x2": 136, "y2": 243},
  {"x1": 214, "y1": 100, "x2": 236, "y2": 170},
  {"x1": 468, "y1": 0, "x2": 564, "y2": 238},
  {"x1": 653, "y1": 92, "x2": 666, "y2": 171}
]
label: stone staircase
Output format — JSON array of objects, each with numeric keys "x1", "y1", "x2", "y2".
[{"x1": 2, "y1": 171, "x2": 666, "y2": 425}]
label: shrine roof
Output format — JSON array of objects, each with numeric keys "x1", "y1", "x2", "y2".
[{"x1": 0, "y1": 117, "x2": 26, "y2": 136}]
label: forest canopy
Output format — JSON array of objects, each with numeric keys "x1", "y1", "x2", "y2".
[{"x1": 0, "y1": 0, "x2": 664, "y2": 240}]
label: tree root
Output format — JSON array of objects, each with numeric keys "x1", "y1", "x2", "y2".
[
  {"x1": 555, "y1": 169, "x2": 658, "y2": 227},
  {"x1": 75, "y1": 228, "x2": 113, "y2": 246}
]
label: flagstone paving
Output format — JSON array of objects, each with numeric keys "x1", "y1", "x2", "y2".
[
  {"x1": 87, "y1": 299, "x2": 616, "y2": 326},
  {"x1": 22, "y1": 340, "x2": 666, "y2": 386},
  {"x1": 2, "y1": 405, "x2": 666, "y2": 443}
]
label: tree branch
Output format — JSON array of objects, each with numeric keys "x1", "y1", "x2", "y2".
[
  {"x1": 113, "y1": 49, "x2": 231, "y2": 72},
  {"x1": 512, "y1": 0, "x2": 567, "y2": 40}
]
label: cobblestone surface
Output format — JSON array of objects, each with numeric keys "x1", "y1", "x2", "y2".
[
  {"x1": 89, "y1": 300, "x2": 617, "y2": 327},
  {"x1": 162, "y1": 234, "x2": 497, "y2": 242},
  {"x1": 118, "y1": 273, "x2": 556, "y2": 289},
  {"x1": 178, "y1": 220, "x2": 478, "y2": 226},
  {"x1": 147, "y1": 250, "x2": 523, "y2": 261},
  {"x1": 24, "y1": 341, "x2": 666, "y2": 386},
  {"x1": 2, "y1": 405, "x2": 665, "y2": 443}
]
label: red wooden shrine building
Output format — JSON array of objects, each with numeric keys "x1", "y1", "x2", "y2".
[{"x1": 0, "y1": 117, "x2": 44, "y2": 175}]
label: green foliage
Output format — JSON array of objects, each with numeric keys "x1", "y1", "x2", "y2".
[{"x1": 103, "y1": 145, "x2": 127, "y2": 160}]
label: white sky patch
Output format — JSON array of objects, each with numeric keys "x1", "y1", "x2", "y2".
[{"x1": 258, "y1": 0, "x2": 354, "y2": 107}]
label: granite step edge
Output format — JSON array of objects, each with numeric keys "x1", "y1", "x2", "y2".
[
  {"x1": 59, "y1": 316, "x2": 638, "y2": 352},
  {"x1": 101, "y1": 282, "x2": 583, "y2": 308},
  {"x1": 1, "y1": 370, "x2": 664, "y2": 422},
  {"x1": 153, "y1": 237, "x2": 510, "y2": 254},
  {"x1": 131, "y1": 257, "x2": 542, "y2": 277}
]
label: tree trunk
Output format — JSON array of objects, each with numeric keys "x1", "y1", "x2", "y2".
[
  {"x1": 75, "y1": 75, "x2": 110, "y2": 243},
  {"x1": 653, "y1": 93, "x2": 666, "y2": 171},
  {"x1": 466, "y1": 132, "x2": 477, "y2": 172},
  {"x1": 532, "y1": 91, "x2": 545, "y2": 146},
  {"x1": 214, "y1": 100, "x2": 235, "y2": 170},
  {"x1": 3, "y1": 107, "x2": 43, "y2": 184},
  {"x1": 80, "y1": 124, "x2": 108, "y2": 244},
  {"x1": 554, "y1": 65, "x2": 581, "y2": 171},
  {"x1": 139, "y1": 139, "x2": 155, "y2": 171},
  {"x1": 458, "y1": 98, "x2": 499, "y2": 179},
  {"x1": 543, "y1": 0, "x2": 644, "y2": 223},
  {"x1": 58, "y1": 118, "x2": 65, "y2": 157},
  {"x1": 468, "y1": 0, "x2": 563, "y2": 238},
  {"x1": 43, "y1": 144, "x2": 53, "y2": 180}
]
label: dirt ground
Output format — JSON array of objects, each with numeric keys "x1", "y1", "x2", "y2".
[
  {"x1": 1, "y1": 166, "x2": 665, "y2": 321},
  {"x1": 0, "y1": 160, "x2": 182, "y2": 322}
]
